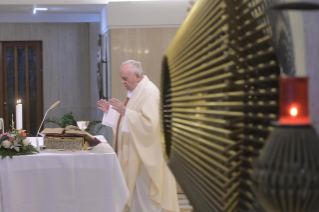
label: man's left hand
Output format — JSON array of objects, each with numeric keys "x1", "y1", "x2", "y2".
[{"x1": 110, "y1": 98, "x2": 126, "y2": 116}]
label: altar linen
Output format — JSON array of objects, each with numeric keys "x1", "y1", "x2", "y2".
[{"x1": 101, "y1": 61, "x2": 179, "y2": 212}]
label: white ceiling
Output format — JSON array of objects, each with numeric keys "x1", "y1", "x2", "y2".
[
  {"x1": 0, "y1": 0, "x2": 190, "y2": 15},
  {"x1": 0, "y1": 0, "x2": 190, "y2": 23},
  {"x1": 0, "y1": 5, "x2": 105, "y2": 14}
]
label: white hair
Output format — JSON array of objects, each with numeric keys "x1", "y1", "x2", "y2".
[{"x1": 120, "y1": 60, "x2": 144, "y2": 76}]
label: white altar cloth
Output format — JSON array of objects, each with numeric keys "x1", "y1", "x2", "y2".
[{"x1": 0, "y1": 136, "x2": 129, "y2": 212}]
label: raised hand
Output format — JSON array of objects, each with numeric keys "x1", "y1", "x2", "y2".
[
  {"x1": 109, "y1": 98, "x2": 126, "y2": 116},
  {"x1": 97, "y1": 99, "x2": 110, "y2": 113}
]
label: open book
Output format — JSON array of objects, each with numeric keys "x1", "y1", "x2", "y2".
[{"x1": 40, "y1": 126, "x2": 101, "y2": 146}]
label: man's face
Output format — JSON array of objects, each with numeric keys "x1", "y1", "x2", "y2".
[{"x1": 120, "y1": 64, "x2": 140, "y2": 91}]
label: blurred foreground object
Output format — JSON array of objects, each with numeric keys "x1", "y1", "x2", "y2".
[
  {"x1": 252, "y1": 1, "x2": 319, "y2": 212},
  {"x1": 253, "y1": 77, "x2": 319, "y2": 212},
  {"x1": 161, "y1": 0, "x2": 281, "y2": 211},
  {"x1": 161, "y1": 0, "x2": 319, "y2": 211}
]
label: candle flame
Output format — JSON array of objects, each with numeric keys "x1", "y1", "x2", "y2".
[
  {"x1": 17, "y1": 99, "x2": 21, "y2": 104},
  {"x1": 290, "y1": 107, "x2": 298, "y2": 116},
  {"x1": 50, "y1": 101, "x2": 60, "y2": 109}
]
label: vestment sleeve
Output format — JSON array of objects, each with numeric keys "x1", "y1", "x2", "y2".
[{"x1": 101, "y1": 107, "x2": 120, "y2": 128}]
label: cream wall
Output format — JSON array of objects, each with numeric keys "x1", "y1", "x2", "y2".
[
  {"x1": 99, "y1": 1, "x2": 188, "y2": 102},
  {"x1": 0, "y1": 23, "x2": 102, "y2": 134},
  {"x1": 107, "y1": 1, "x2": 188, "y2": 29},
  {"x1": 108, "y1": 27, "x2": 179, "y2": 102},
  {"x1": 100, "y1": 1, "x2": 189, "y2": 34},
  {"x1": 99, "y1": 1, "x2": 187, "y2": 145}
]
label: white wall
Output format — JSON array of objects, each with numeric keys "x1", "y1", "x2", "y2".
[{"x1": 303, "y1": 11, "x2": 319, "y2": 134}]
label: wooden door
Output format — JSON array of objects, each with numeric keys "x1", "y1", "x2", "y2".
[{"x1": 0, "y1": 41, "x2": 43, "y2": 136}]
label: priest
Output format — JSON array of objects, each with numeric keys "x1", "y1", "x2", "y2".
[{"x1": 97, "y1": 60, "x2": 179, "y2": 212}]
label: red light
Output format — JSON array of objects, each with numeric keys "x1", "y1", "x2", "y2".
[
  {"x1": 279, "y1": 77, "x2": 310, "y2": 125},
  {"x1": 290, "y1": 107, "x2": 298, "y2": 116}
]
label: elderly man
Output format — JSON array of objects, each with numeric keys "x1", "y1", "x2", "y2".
[{"x1": 97, "y1": 60, "x2": 179, "y2": 212}]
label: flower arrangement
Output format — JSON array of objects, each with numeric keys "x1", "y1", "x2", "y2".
[{"x1": 0, "y1": 128, "x2": 39, "y2": 159}]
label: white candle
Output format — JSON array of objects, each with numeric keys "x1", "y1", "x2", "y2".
[{"x1": 16, "y1": 99, "x2": 23, "y2": 130}]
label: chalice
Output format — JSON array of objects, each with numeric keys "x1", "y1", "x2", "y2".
[{"x1": 77, "y1": 121, "x2": 89, "y2": 131}]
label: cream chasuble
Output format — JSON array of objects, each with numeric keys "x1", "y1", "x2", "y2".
[{"x1": 107, "y1": 76, "x2": 179, "y2": 212}]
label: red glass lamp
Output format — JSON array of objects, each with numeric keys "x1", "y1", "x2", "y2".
[
  {"x1": 279, "y1": 77, "x2": 310, "y2": 125},
  {"x1": 253, "y1": 76, "x2": 319, "y2": 212}
]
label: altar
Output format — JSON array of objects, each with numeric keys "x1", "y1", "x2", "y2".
[{"x1": 0, "y1": 136, "x2": 129, "y2": 212}]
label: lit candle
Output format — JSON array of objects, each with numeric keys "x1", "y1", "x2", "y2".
[{"x1": 16, "y1": 99, "x2": 23, "y2": 130}]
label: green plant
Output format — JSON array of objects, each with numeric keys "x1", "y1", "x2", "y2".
[
  {"x1": 85, "y1": 121, "x2": 103, "y2": 135},
  {"x1": 44, "y1": 112, "x2": 105, "y2": 135},
  {"x1": 61, "y1": 112, "x2": 77, "y2": 127},
  {"x1": 44, "y1": 117, "x2": 63, "y2": 127},
  {"x1": 44, "y1": 112, "x2": 76, "y2": 128}
]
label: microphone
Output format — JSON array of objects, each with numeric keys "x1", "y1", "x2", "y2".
[{"x1": 36, "y1": 101, "x2": 60, "y2": 151}]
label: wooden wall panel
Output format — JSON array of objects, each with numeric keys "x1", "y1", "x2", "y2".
[{"x1": 0, "y1": 23, "x2": 92, "y2": 128}]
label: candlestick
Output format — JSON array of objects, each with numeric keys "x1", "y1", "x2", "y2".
[
  {"x1": 16, "y1": 99, "x2": 23, "y2": 130},
  {"x1": 12, "y1": 114, "x2": 14, "y2": 130}
]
